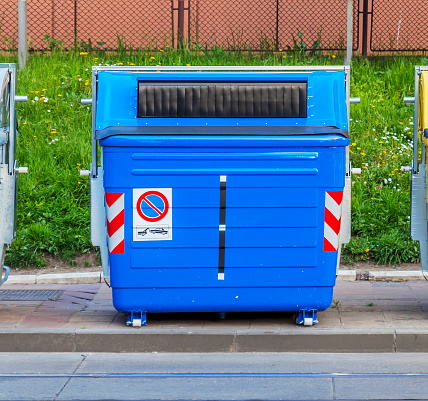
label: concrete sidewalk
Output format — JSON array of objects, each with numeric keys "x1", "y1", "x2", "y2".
[{"x1": 0, "y1": 280, "x2": 427, "y2": 353}]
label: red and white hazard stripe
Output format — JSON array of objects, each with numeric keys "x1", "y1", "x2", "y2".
[
  {"x1": 324, "y1": 190, "x2": 343, "y2": 252},
  {"x1": 105, "y1": 192, "x2": 125, "y2": 254}
]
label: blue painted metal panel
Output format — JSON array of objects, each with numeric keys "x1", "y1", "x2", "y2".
[
  {"x1": 96, "y1": 70, "x2": 348, "y2": 131},
  {"x1": 110, "y1": 266, "x2": 337, "y2": 289},
  {"x1": 112, "y1": 287, "x2": 334, "y2": 313},
  {"x1": 102, "y1": 134, "x2": 347, "y2": 313}
]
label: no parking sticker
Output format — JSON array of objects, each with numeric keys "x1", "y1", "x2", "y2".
[{"x1": 133, "y1": 188, "x2": 172, "y2": 241}]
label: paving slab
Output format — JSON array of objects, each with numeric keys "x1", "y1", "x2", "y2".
[{"x1": 0, "y1": 280, "x2": 428, "y2": 352}]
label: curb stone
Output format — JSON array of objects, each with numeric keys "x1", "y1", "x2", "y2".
[
  {"x1": 369, "y1": 270, "x2": 425, "y2": 281},
  {"x1": 2, "y1": 270, "x2": 425, "y2": 285},
  {"x1": 4, "y1": 272, "x2": 103, "y2": 285},
  {"x1": 1, "y1": 329, "x2": 428, "y2": 353}
]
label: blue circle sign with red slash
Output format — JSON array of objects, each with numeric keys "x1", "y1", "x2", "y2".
[{"x1": 137, "y1": 191, "x2": 169, "y2": 222}]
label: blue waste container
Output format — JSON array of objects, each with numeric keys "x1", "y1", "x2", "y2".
[
  {"x1": 84, "y1": 66, "x2": 355, "y2": 326},
  {"x1": 0, "y1": 63, "x2": 27, "y2": 285}
]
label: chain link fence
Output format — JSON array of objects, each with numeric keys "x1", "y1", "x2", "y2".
[
  {"x1": 370, "y1": 0, "x2": 428, "y2": 52},
  {"x1": 189, "y1": 0, "x2": 349, "y2": 51},
  {"x1": 0, "y1": 0, "x2": 426, "y2": 53}
]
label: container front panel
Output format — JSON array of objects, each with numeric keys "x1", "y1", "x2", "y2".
[{"x1": 102, "y1": 135, "x2": 348, "y2": 312}]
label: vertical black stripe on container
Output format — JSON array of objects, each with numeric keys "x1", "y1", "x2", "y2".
[{"x1": 218, "y1": 176, "x2": 226, "y2": 278}]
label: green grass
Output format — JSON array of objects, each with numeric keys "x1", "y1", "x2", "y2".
[{"x1": 0, "y1": 47, "x2": 426, "y2": 267}]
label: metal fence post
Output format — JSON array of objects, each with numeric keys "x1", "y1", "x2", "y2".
[
  {"x1": 177, "y1": 0, "x2": 185, "y2": 48},
  {"x1": 345, "y1": 0, "x2": 353, "y2": 65},
  {"x1": 18, "y1": 0, "x2": 27, "y2": 68},
  {"x1": 275, "y1": 0, "x2": 279, "y2": 51},
  {"x1": 362, "y1": 0, "x2": 368, "y2": 56}
]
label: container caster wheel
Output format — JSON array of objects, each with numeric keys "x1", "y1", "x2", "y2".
[
  {"x1": 126, "y1": 311, "x2": 147, "y2": 327},
  {"x1": 296, "y1": 309, "x2": 318, "y2": 326}
]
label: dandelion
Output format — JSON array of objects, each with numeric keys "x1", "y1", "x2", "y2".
[
  {"x1": 352, "y1": 143, "x2": 356, "y2": 146},
  {"x1": 360, "y1": 153, "x2": 365, "y2": 156},
  {"x1": 186, "y1": 64, "x2": 190, "y2": 66},
  {"x1": 80, "y1": 52, "x2": 88, "y2": 56},
  {"x1": 357, "y1": 147, "x2": 361, "y2": 150},
  {"x1": 379, "y1": 141, "x2": 383, "y2": 144},
  {"x1": 78, "y1": 181, "x2": 81, "y2": 184},
  {"x1": 42, "y1": 88, "x2": 47, "y2": 92},
  {"x1": 365, "y1": 249, "x2": 369, "y2": 253},
  {"x1": 23, "y1": 122, "x2": 27, "y2": 125},
  {"x1": 35, "y1": 91, "x2": 40, "y2": 94},
  {"x1": 77, "y1": 163, "x2": 81, "y2": 166},
  {"x1": 332, "y1": 55, "x2": 336, "y2": 59},
  {"x1": 58, "y1": 94, "x2": 63, "y2": 97}
]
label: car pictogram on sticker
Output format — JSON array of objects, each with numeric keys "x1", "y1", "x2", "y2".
[{"x1": 150, "y1": 228, "x2": 168, "y2": 235}]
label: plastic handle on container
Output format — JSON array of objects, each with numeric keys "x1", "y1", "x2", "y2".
[
  {"x1": 81, "y1": 98, "x2": 92, "y2": 105},
  {"x1": 80, "y1": 170, "x2": 90, "y2": 176},
  {"x1": 403, "y1": 97, "x2": 415, "y2": 104},
  {"x1": 1, "y1": 266, "x2": 10, "y2": 284},
  {"x1": 401, "y1": 166, "x2": 411, "y2": 173},
  {"x1": 349, "y1": 97, "x2": 360, "y2": 104},
  {"x1": 15, "y1": 95, "x2": 27, "y2": 103},
  {"x1": 15, "y1": 166, "x2": 28, "y2": 174},
  {"x1": 351, "y1": 167, "x2": 361, "y2": 175}
]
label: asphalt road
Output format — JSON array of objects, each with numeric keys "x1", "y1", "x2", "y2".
[{"x1": 1, "y1": 353, "x2": 428, "y2": 400}]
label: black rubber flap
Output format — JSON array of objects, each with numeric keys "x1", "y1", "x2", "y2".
[{"x1": 138, "y1": 82, "x2": 307, "y2": 118}]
